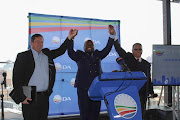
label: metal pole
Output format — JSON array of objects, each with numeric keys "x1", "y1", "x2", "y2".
[
  {"x1": 162, "y1": 0, "x2": 172, "y2": 107},
  {"x1": 158, "y1": 86, "x2": 164, "y2": 106},
  {"x1": 177, "y1": 86, "x2": 180, "y2": 120},
  {"x1": 1, "y1": 84, "x2": 4, "y2": 120},
  {"x1": 172, "y1": 86, "x2": 176, "y2": 120}
]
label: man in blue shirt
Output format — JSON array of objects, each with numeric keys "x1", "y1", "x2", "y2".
[{"x1": 12, "y1": 30, "x2": 77, "y2": 120}]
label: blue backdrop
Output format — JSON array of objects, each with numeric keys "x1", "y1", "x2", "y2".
[{"x1": 28, "y1": 13, "x2": 121, "y2": 116}]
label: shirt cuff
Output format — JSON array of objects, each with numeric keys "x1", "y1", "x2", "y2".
[{"x1": 109, "y1": 35, "x2": 118, "y2": 41}]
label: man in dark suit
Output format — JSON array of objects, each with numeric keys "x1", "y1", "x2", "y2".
[
  {"x1": 12, "y1": 30, "x2": 77, "y2": 120},
  {"x1": 68, "y1": 25, "x2": 117, "y2": 120},
  {"x1": 114, "y1": 41, "x2": 154, "y2": 119}
]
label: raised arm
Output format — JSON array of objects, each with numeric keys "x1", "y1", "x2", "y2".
[
  {"x1": 43, "y1": 29, "x2": 78, "y2": 59},
  {"x1": 100, "y1": 25, "x2": 117, "y2": 59},
  {"x1": 114, "y1": 40, "x2": 127, "y2": 59},
  {"x1": 67, "y1": 29, "x2": 80, "y2": 62}
]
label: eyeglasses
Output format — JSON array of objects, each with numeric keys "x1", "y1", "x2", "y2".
[{"x1": 134, "y1": 48, "x2": 142, "y2": 51}]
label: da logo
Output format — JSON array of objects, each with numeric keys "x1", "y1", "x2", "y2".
[
  {"x1": 84, "y1": 37, "x2": 101, "y2": 45},
  {"x1": 53, "y1": 95, "x2": 71, "y2": 104},
  {"x1": 53, "y1": 95, "x2": 62, "y2": 104},
  {"x1": 55, "y1": 63, "x2": 62, "y2": 70},
  {"x1": 155, "y1": 51, "x2": 164, "y2": 56},
  {"x1": 108, "y1": 52, "x2": 117, "y2": 57},
  {"x1": 52, "y1": 36, "x2": 60, "y2": 44},
  {"x1": 55, "y1": 63, "x2": 71, "y2": 70},
  {"x1": 70, "y1": 78, "x2": 75, "y2": 86},
  {"x1": 114, "y1": 94, "x2": 137, "y2": 119}
]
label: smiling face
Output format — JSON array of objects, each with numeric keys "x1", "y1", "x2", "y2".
[
  {"x1": 31, "y1": 36, "x2": 44, "y2": 54},
  {"x1": 84, "y1": 40, "x2": 94, "y2": 53},
  {"x1": 132, "y1": 43, "x2": 142, "y2": 59}
]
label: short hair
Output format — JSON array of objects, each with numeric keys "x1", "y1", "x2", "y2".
[
  {"x1": 31, "y1": 34, "x2": 43, "y2": 42},
  {"x1": 84, "y1": 40, "x2": 94, "y2": 51},
  {"x1": 84, "y1": 40, "x2": 93, "y2": 45},
  {"x1": 132, "y1": 43, "x2": 142, "y2": 50}
]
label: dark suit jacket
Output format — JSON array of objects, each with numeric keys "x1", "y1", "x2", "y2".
[
  {"x1": 114, "y1": 40, "x2": 154, "y2": 95},
  {"x1": 68, "y1": 37, "x2": 114, "y2": 88},
  {"x1": 12, "y1": 38, "x2": 71, "y2": 103}
]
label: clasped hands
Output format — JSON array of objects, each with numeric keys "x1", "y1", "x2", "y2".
[
  {"x1": 68, "y1": 29, "x2": 78, "y2": 40},
  {"x1": 68, "y1": 25, "x2": 116, "y2": 40},
  {"x1": 108, "y1": 25, "x2": 116, "y2": 35}
]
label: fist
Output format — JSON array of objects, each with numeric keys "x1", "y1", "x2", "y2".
[
  {"x1": 68, "y1": 29, "x2": 78, "y2": 40},
  {"x1": 108, "y1": 25, "x2": 116, "y2": 35}
]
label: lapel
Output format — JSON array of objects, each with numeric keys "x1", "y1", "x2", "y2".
[
  {"x1": 27, "y1": 50, "x2": 35, "y2": 73},
  {"x1": 23, "y1": 50, "x2": 35, "y2": 85},
  {"x1": 42, "y1": 49, "x2": 55, "y2": 85}
]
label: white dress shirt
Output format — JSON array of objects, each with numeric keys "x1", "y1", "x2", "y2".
[{"x1": 28, "y1": 49, "x2": 49, "y2": 92}]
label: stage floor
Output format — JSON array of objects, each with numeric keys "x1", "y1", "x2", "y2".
[{"x1": 1, "y1": 106, "x2": 176, "y2": 120}]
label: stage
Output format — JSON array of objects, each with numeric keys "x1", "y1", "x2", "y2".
[{"x1": 1, "y1": 106, "x2": 175, "y2": 120}]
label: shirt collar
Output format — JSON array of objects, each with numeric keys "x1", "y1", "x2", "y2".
[
  {"x1": 31, "y1": 48, "x2": 43, "y2": 61},
  {"x1": 135, "y1": 57, "x2": 142, "y2": 62}
]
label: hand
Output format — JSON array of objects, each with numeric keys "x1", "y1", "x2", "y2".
[
  {"x1": 108, "y1": 25, "x2": 116, "y2": 35},
  {"x1": 148, "y1": 94, "x2": 158, "y2": 98},
  {"x1": 150, "y1": 94, "x2": 154, "y2": 98},
  {"x1": 68, "y1": 29, "x2": 78, "y2": 40},
  {"x1": 22, "y1": 97, "x2": 32, "y2": 104}
]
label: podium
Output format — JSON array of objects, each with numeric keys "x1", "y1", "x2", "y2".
[{"x1": 88, "y1": 72, "x2": 147, "y2": 120}]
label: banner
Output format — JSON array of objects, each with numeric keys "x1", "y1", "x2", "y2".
[
  {"x1": 28, "y1": 13, "x2": 121, "y2": 116},
  {"x1": 153, "y1": 45, "x2": 180, "y2": 85}
]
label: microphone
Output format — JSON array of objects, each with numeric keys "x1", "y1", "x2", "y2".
[
  {"x1": 2, "y1": 72, "x2": 7, "y2": 88},
  {"x1": 116, "y1": 57, "x2": 131, "y2": 72},
  {"x1": 148, "y1": 93, "x2": 158, "y2": 98}
]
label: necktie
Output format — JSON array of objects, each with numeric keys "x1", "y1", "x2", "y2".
[{"x1": 137, "y1": 58, "x2": 139, "y2": 62}]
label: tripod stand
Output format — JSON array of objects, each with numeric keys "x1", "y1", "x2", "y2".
[{"x1": 1, "y1": 72, "x2": 7, "y2": 120}]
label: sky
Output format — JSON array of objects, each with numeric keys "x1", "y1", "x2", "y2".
[{"x1": 0, "y1": 0, "x2": 180, "y2": 62}]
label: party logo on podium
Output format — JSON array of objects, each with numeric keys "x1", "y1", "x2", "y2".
[{"x1": 114, "y1": 93, "x2": 137, "y2": 119}]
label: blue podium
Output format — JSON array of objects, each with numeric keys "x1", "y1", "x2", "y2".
[{"x1": 88, "y1": 72, "x2": 147, "y2": 120}]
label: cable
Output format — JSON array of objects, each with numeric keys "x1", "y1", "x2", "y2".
[{"x1": 103, "y1": 72, "x2": 134, "y2": 102}]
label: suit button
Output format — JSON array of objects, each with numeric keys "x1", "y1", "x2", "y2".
[
  {"x1": 89, "y1": 64, "x2": 91, "y2": 66},
  {"x1": 95, "y1": 71, "x2": 97, "y2": 73},
  {"x1": 95, "y1": 64, "x2": 96, "y2": 66},
  {"x1": 90, "y1": 71, "x2": 92, "y2": 73}
]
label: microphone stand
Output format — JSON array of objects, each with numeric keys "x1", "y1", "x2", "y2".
[{"x1": 1, "y1": 73, "x2": 6, "y2": 120}]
